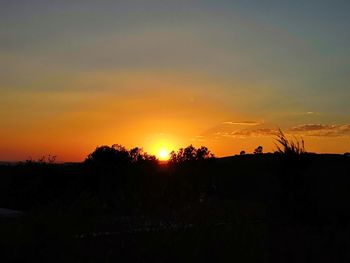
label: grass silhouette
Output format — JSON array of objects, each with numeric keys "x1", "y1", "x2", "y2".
[{"x1": 275, "y1": 128, "x2": 306, "y2": 155}]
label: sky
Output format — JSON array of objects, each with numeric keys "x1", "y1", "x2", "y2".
[{"x1": 1, "y1": 0, "x2": 350, "y2": 161}]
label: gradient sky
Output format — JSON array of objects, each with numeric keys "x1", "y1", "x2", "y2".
[{"x1": 1, "y1": 0, "x2": 350, "y2": 161}]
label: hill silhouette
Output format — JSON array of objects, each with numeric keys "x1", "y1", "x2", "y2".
[{"x1": 0, "y1": 141, "x2": 350, "y2": 262}]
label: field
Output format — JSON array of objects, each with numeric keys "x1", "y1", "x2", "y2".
[{"x1": 1, "y1": 154, "x2": 350, "y2": 262}]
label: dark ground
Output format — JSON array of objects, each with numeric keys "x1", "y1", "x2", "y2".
[{"x1": 1, "y1": 154, "x2": 350, "y2": 262}]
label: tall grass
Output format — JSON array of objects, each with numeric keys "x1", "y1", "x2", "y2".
[{"x1": 275, "y1": 129, "x2": 306, "y2": 155}]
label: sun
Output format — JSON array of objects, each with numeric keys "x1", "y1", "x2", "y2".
[
  {"x1": 145, "y1": 135, "x2": 177, "y2": 161},
  {"x1": 158, "y1": 148, "x2": 170, "y2": 161}
]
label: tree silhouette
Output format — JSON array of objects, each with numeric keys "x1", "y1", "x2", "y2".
[
  {"x1": 85, "y1": 144, "x2": 156, "y2": 165},
  {"x1": 254, "y1": 146, "x2": 263, "y2": 154},
  {"x1": 169, "y1": 145, "x2": 214, "y2": 163},
  {"x1": 85, "y1": 145, "x2": 129, "y2": 165},
  {"x1": 129, "y1": 147, "x2": 157, "y2": 162}
]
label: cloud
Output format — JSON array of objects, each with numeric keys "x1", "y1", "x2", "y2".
[
  {"x1": 289, "y1": 124, "x2": 331, "y2": 131},
  {"x1": 300, "y1": 111, "x2": 319, "y2": 115},
  {"x1": 205, "y1": 121, "x2": 350, "y2": 141},
  {"x1": 213, "y1": 128, "x2": 278, "y2": 138},
  {"x1": 232, "y1": 128, "x2": 278, "y2": 137},
  {"x1": 203, "y1": 120, "x2": 274, "y2": 139},
  {"x1": 222, "y1": 121, "x2": 262, "y2": 126},
  {"x1": 288, "y1": 124, "x2": 350, "y2": 137},
  {"x1": 287, "y1": 111, "x2": 321, "y2": 117}
]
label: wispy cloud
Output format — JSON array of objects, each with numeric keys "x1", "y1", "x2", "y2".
[
  {"x1": 206, "y1": 123, "x2": 350, "y2": 140},
  {"x1": 287, "y1": 111, "x2": 321, "y2": 117},
  {"x1": 222, "y1": 121, "x2": 262, "y2": 126},
  {"x1": 213, "y1": 128, "x2": 278, "y2": 138},
  {"x1": 288, "y1": 124, "x2": 350, "y2": 137},
  {"x1": 289, "y1": 124, "x2": 331, "y2": 131},
  {"x1": 300, "y1": 111, "x2": 320, "y2": 115},
  {"x1": 203, "y1": 120, "x2": 350, "y2": 142}
]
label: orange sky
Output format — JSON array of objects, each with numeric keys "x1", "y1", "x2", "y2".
[
  {"x1": 1, "y1": 1, "x2": 350, "y2": 161},
  {"x1": 1, "y1": 71, "x2": 349, "y2": 161}
]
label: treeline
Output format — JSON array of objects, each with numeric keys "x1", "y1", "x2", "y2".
[
  {"x1": 2, "y1": 137, "x2": 350, "y2": 263},
  {"x1": 1, "y1": 141, "x2": 350, "y2": 225},
  {"x1": 0, "y1": 144, "x2": 215, "y2": 216}
]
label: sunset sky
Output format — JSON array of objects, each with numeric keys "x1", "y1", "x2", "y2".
[{"x1": 1, "y1": 0, "x2": 350, "y2": 161}]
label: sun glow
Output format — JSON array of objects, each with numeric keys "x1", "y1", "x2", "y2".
[
  {"x1": 144, "y1": 134, "x2": 179, "y2": 161},
  {"x1": 158, "y1": 148, "x2": 170, "y2": 161}
]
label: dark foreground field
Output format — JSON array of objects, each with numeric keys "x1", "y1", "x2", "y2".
[{"x1": 1, "y1": 154, "x2": 350, "y2": 262}]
